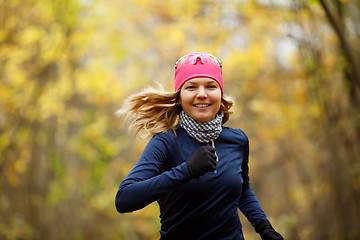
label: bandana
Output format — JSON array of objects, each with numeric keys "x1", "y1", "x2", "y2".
[
  {"x1": 175, "y1": 52, "x2": 223, "y2": 93},
  {"x1": 179, "y1": 110, "x2": 223, "y2": 143}
]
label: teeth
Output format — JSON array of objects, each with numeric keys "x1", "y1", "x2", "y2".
[{"x1": 195, "y1": 104, "x2": 209, "y2": 107}]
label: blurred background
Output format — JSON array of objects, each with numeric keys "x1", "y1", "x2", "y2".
[{"x1": 1, "y1": 0, "x2": 359, "y2": 239}]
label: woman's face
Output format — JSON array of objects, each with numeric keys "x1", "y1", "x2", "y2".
[{"x1": 179, "y1": 77, "x2": 222, "y2": 122}]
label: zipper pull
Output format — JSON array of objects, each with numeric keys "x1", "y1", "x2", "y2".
[{"x1": 211, "y1": 140, "x2": 218, "y2": 174}]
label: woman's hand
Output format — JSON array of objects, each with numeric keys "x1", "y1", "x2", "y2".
[
  {"x1": 186, "y1": 146, "x2": 217, "y2": 178},
  {"x1": 255, "y1": 220, "x2": 284, "y2": 240}
]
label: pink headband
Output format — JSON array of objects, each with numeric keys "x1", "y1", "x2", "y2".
[{"x1": 174, "y1": 52, "x2": 223, "y2": 93}]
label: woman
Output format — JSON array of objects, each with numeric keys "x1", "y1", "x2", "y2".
[{"x1": 115, "y1": 52, "x2": 283, "y2": 240}]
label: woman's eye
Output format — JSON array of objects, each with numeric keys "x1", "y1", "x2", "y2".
[
  {"x1": 207, "y1": 85, "x2": 217, "y2": 89},
  {"x1": 185, "y1": 86, "x2": 195, "y2": 90}
]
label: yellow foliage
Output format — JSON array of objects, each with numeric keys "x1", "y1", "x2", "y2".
[
  {"x1": 1, "y1": 0, "x2": 359, "y2": 239},
  {"x1": 6, "y1": 167, "x2": 20, "y2": 187}
]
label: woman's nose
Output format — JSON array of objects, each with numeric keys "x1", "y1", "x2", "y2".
[{"x1": 196, "y1": 87, "x2": 207, "y2": 98}]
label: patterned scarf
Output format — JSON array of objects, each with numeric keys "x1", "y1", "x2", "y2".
[{"x1": 179, "y1": 110, "x2": 223, "y2": 143}]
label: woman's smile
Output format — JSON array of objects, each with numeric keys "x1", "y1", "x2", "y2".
[{"x1": 194, "y1": 103, "x2": 210, "y2": 108}]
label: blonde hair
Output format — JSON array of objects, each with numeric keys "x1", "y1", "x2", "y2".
[{"x1": 117, "y1": 87, "x2": 234, "y2": 138}]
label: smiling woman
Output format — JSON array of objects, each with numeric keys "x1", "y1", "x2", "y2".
[{"x1": 115, "y1": 52, "x2": 283, "y2": 240}]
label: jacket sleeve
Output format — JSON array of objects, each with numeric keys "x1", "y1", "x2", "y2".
[
  {"x1": 115, "y1": 134, "x2": 191, "y2": 213},
  {"x1": 238, "y1": 135, "x2": 268, "y2": 228}
]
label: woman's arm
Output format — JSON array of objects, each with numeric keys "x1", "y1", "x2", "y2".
[
  {"x1": 238, "y1": 136, "x2": 267, "y2": 226},
  {"x1": 238, "y1": 135, "x2": 283, "y2": 240},
  {"x1": 115, "y1": 134, "x2": 191, "y2": 213},
  {"x1": 238, "y1": 185, "x2": 268, "y2": 227}
]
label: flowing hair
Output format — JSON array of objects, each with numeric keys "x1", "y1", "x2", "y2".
[{"x1": 117, "y1": 87, "x2": 234, "y2": 138}]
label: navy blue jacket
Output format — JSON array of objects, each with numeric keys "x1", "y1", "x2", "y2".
[{"x1": 115, "y1": 126, "x2": 268, "y2": 239}]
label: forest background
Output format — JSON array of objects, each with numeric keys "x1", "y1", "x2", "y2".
[{"x1": 1, "y1": 0, "x2": 359, "y2": 239}]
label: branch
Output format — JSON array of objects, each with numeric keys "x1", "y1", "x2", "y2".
[{"x1": 319, "y1": 0, "x2": 360, "y2": 90}]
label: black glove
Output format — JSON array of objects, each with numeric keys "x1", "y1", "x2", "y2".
[
  {"x1": 186, "y1": 146, "x2": 217, "y2": 178},
  {"x1": 255, "y1": 220, "x2": 284, "y2": 240}
]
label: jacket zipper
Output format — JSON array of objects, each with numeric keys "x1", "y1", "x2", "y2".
[{"x1": 211, "y1": 140, "x2": 218, "y2": 174}]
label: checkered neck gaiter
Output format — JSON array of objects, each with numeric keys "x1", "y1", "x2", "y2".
[{"x1": 179, "y1": 110, "x2": 223, "y2": 143}]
